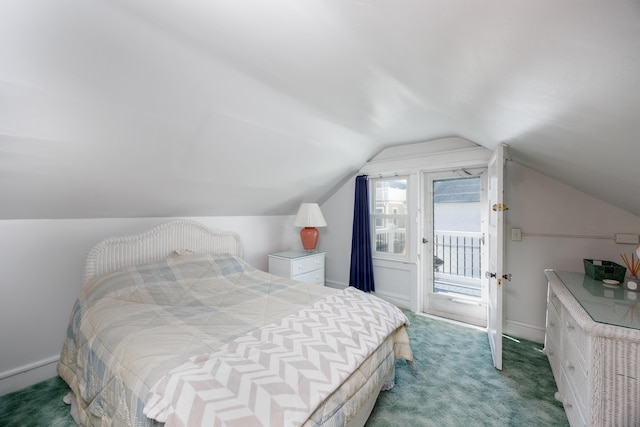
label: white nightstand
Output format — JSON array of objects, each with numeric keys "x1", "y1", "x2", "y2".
[{"x1": 268, "y1": 250, "x2": 325, "y2": 286}]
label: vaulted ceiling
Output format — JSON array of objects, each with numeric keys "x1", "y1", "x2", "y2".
[{"x1": 1, "y1": 1, "x2": 639, "y2": 219}]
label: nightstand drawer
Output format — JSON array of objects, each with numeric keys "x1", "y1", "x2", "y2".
[
  {"x1": 293, "y1": 269, "x2": 325, "y2": 286},
  {"x1": 268, "y1": 251, "x2": 325, "y2": 286},
  {"x1": 291, "y1": 256, "x2": 324, "y2": 276}
]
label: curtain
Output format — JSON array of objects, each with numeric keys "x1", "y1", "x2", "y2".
[{"x1": 349, "y1": 175, "x2": 375, "y2": 292}]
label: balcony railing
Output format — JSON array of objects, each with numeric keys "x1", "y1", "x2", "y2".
[
  {"x1": 375, "y1": 224, "x2": 406, "y2": 255},
  {"x1": 433, "y1": 230, "x2": 482, "y2": 297},
  {"x1": 433, "y1": 231, "x2": 482, "y2": 278},
  {"x1": 373, "y1": 228, "x2": 483, "y2": 297}
]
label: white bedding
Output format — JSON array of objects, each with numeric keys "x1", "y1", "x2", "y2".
[{"x1": 57, "y1": 253, "x2": 413, "y2": 426}]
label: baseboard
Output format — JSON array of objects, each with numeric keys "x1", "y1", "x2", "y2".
[
  {"x1": 324, "y1": 279, "x2": 347, "y2": 289},
  {"x1": 371, "y1": 290, "x2": 411, "y2": 310},
  {"x1": 505, "y1": 319, "x2": 545, "y2": 344},
  {"x1": 0, "y1": 356, "x2": 59, "y2": 396},
  {"x1": 324, "y1": 280, "x2": 411, "y2": 310}
]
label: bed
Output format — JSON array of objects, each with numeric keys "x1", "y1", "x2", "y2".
[{"x1": 57, "y1": 219, "x2": 413, "y2": 427}]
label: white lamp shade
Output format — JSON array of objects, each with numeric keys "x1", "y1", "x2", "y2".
[{"x1": 294, "y1": 203, "x2": 327, "y2": 227}]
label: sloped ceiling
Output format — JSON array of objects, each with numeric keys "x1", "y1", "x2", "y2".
[{"x1": 1, "y1": 1, "x2": 639, "y2": 219}]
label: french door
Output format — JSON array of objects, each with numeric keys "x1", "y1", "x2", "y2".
[
  {"x1": 422, "y1": 170, "x2": 488, "y2": 327},
  {"x1": 486, "y1": 144, "x2": 507, "y2": 370},
  {"x1": 421, "y1": 144, "x2": 507, "y2": 370}
]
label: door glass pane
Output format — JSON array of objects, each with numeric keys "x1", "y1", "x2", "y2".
[{"x1": 432, "y1": 177, "x2": 482, "y2": 298}]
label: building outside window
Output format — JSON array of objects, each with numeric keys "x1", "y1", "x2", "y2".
[{"x1": 371, "y1": 177, "x2": 408, "y2": 258}]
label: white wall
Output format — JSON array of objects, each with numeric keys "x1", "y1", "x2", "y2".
[
  {"x1": 0, "y1": 216, "x2": 299, "y2": 396},
  {"x1": 503, "y1": 161, "x2": 640, "y2": 341},
  {"x1": 321, "y1": 145, "x2": 640, "y2": 344},
  {"x1": 319, "y1": 175, "x2": 356, "y2": 289}
]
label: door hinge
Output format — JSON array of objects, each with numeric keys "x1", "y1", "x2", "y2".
[{"x1": 492, "y1": 203, "x2": 509, "y2": 212}]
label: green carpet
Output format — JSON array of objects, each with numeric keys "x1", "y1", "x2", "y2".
[
  {"x1": 0, "y1": 311, "x2": 567, "y2": 426},
  {"x1": 366, "y1": 311, "x2": 568, "y2": 426}
]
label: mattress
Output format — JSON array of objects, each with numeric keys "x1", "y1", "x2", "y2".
[{"x1": 57, "y1": 253, "x2": 412, "y2": 426}]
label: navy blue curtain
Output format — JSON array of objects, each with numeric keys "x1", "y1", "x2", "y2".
[{"x1": 349, "y1": 175, "x2": 375, "y2": 292}]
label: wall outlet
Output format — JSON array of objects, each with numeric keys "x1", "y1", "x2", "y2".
[
  {"x1": 615, "y1": 233, "x2": 639, "y2": 244},
  {"x1": 511, "y1": 228, "x2": 522, "y2": 241}
]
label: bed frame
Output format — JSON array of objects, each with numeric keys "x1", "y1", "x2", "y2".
[
  {"x1": 83, "y1": 219, "x2": 243, "y2": 285},
  {"x1": 78, "y1": 219, "x2": 386, "y2": 427}
]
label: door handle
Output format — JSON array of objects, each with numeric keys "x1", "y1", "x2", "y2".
[
  {"x1": 422, "y1": 237, "x2": 428, "y2": 244},
  {"x1": 485, "y1": 272, "x2": 496, "y2": 279}
]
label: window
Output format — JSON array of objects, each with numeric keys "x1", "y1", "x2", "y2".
[{"x1": 371, "y1": 177, "x2": 408, "y2": 257}]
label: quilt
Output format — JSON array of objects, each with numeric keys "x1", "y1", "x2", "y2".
[{"x1": 57, "y1": 253, "x2": 412, "y2": 426}]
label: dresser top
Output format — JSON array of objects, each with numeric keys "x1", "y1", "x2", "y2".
[{"x1": 555, "y1": 270, "x2": 640, "y2": 330}]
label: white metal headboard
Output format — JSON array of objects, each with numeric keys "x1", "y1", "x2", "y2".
[{"x1": 83, "y1": 219, "x2": 243, "y2": 285}]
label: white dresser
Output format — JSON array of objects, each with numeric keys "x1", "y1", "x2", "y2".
[
  {"x1": 544, "y1": 269, "x2": 640, "y2": 427},
  {"x1": 268, "y1": 251, "x2": 325, "y2": 286}
]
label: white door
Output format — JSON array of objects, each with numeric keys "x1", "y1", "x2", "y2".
[
  {"x1": 422, "y1": 171, "x2": 487, "y2": 327},
  {"x1": 486, "y1": 144, "x2": 507, "y2": 370}
]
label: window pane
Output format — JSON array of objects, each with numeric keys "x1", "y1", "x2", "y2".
[{"x1": 372, "y1": 178, "x2": 408, "y2": 256}]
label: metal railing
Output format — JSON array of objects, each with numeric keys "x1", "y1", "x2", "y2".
[
  {"x1": 375, "y1": 225, "x2": 406, "y2": 254},
  {"x1": 433, "y1": 231, "x2": 483, "y2": 297},
  {"x1": 373, "y1": 228, "x2": 483, "y2": 297},
  {"x1": 433, "y1": 231, "x2": 482, "y2": 278}
]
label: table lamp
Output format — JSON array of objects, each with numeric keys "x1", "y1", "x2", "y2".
[{"x1": 294, "y1": 203, "x2": 327, "y2": 251}]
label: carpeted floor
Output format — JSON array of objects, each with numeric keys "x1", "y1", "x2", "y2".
[
  {"x1": 0, "y1": 311, "x2": 568, "y2": 426},
  {"x1": 366, "y1": 311, "x2": 568, "y2": 426}
]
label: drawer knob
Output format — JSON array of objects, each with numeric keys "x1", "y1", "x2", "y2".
[{"x1": 566, "y1": 361, "x2": 575, "y2": 370}]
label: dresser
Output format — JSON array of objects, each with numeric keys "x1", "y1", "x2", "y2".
[
  {"x1": 268, "y1": 251, "x2": 325, "y2": 286},
  {"x1": 544, "y1": 269, "x2": 640, "y2": 427}
]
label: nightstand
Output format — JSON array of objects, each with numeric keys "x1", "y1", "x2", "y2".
[{"x1": 268, "y1": 250, "x2": 325, "y2": 286}]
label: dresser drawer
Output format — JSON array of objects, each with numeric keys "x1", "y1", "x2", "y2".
[
  {"x1": 291, "y1": 255, "x2": 324, "y2": 276},
  {"x1": 563, "y1": 309, "x2": 587, "y2": 369},
  {"x1": 549, "y1": 286, "x2": 563, "y2": 316},
  {"x1": 546, "y1": 300, "x2": 562, "y2": 349},
  {"x1": 563, "y1": 336, "x2": 588, "y2": 417},
  {"x1": 545, "y1": 333, "x2": 561, "y2": 381}
]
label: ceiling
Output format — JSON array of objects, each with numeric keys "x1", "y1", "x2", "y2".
[{"x1": 1, "y1": 0, "x2": 639, "y2": 219}]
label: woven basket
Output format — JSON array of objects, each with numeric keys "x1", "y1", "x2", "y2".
[{"x1": 583, "y1": 259, "x2": 627, "y2": 282}]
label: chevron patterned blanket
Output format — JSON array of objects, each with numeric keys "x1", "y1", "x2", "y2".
[{"x1": 144, "y1": 287, "x2": 410, "y2": 427}]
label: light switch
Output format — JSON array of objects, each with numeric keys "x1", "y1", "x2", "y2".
[{"x1": 511, "y1": 228, "x2": 522, "y2": 241}]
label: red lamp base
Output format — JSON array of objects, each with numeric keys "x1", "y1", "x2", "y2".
[{"x1": 300, "y1": 227, "x2": 319, "y2": 250}]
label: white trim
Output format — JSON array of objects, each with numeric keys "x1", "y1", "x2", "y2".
[
  {"x1": 0, "y1": 355, "x2": 58, "y2": 381},
  {"x1": 505, "y1": 319, "x2": 546, "y2": 344},
  {"x1": 372, "y1": 290, "x2": 411, "y2": 310},
  {"x1": 324, "y1": 279, "x2": 348, "y2": 289},
  {"x1": 0, "y1": 356, "x2": 59, "y2": 396},
  {"x1": 360, "y1": 146, "x2": 492, "y2": 176},
  {"x1": 324, "y1": 280, "x2": 412, "y2": 311},
  {"x1": 415, "y1": 311, "x2": 486, "y2": 332}
]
